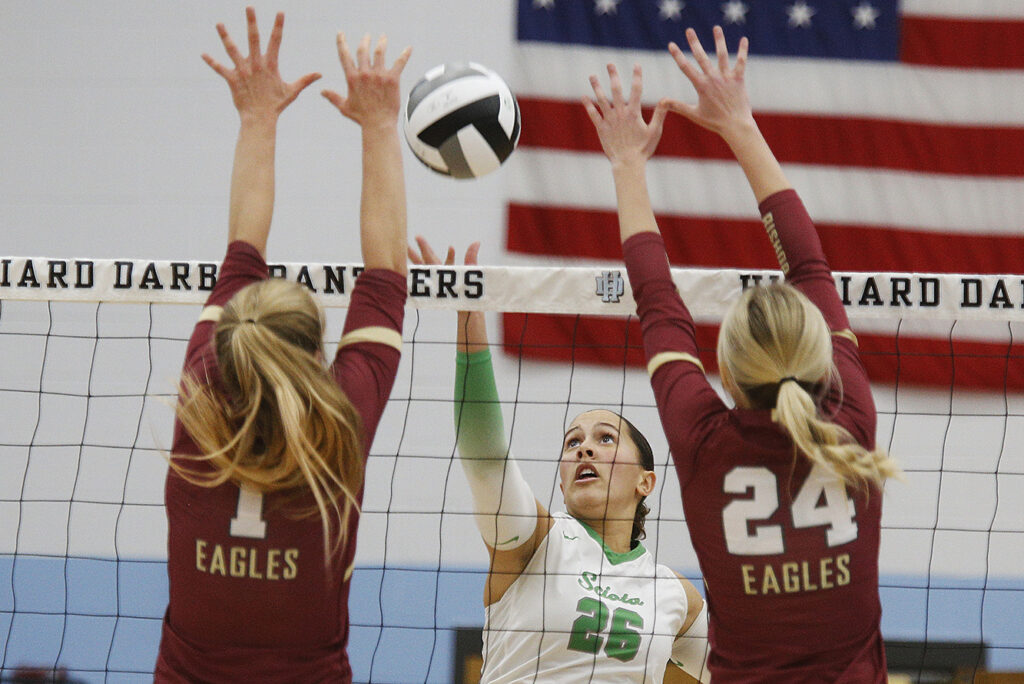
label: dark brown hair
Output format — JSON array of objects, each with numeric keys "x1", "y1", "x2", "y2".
[{"x1": 616, "y1": 413, "x2": 655, "y2": 546}]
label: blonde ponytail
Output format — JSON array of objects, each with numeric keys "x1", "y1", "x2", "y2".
[
  {"x1": 773, "y1": 379, "x2": 899, "y2": 489},
  {"x1": 717, "y1": 283, "x2": 899, "y2": 489},
  {"x1": 173, "y1": 278, "x2": 364, "y2": 561}
]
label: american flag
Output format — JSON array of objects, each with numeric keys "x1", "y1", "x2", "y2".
[{"x1": 502, "y1": 0, "x2": 1024, "y2": 391}]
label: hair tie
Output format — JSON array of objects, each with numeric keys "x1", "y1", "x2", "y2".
[{"x1": 779, "y1": 376, "x2": 799, "y2": 386}]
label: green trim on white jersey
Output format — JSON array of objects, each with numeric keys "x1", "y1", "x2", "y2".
[{"x1": 577, "y1": 519, "x2": 646, "y2": 565}]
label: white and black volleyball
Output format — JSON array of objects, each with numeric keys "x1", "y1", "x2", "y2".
[{"x1": 404, "y1": 62, "x2": 520, "y2": 179}]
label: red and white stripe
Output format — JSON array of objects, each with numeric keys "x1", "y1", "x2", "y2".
[{"x1": 503, "y1": 2, "x2": 1024, "y2": 388}]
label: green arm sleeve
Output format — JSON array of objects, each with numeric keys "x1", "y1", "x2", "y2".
[
  {"x1": 453, "y1": 349, "x2": 538, "y2": 549},
  {"x1": 454, "y1": 349, "x2": 509, "y2": 462}
]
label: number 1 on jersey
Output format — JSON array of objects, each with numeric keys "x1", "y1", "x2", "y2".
[{"x1": 230, "y1": 484, "x2": 267, "y2": 539}]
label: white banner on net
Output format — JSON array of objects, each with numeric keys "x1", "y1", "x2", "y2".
[{"x1": 2, "y1": 256, "x2": 1023, "y2": 322}]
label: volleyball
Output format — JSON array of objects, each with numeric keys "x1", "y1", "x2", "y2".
[{"x1": 403, "y1": 62, "x2": 520, "y2": 179}]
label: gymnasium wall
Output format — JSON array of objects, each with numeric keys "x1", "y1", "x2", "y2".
[{"x1": 2, "y1": 2, "x2": 1022, "y2": 681}]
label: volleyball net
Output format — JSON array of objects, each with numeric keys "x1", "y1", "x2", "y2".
[{"x1": 1, "y1": 256, "x2": 1022, "y2": 682}]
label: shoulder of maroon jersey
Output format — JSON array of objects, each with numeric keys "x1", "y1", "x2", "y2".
[
  {"x1": 708, "y1": 409, "x2": 792, "y2": 454},
  {"x1": 184, "y1": 336, "x2": 220, "y2": 377},
  {"x1": 729, "y1": 407, "x2": 776, "y2": 428}
]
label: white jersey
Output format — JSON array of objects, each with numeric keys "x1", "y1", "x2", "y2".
[{"x1": 481, "y1": 513, "x2": 689, "y2": 684}]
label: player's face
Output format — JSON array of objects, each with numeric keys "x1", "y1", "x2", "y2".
[{"x1": 558, "y1": 410, "x2": 652, "y2": 522}]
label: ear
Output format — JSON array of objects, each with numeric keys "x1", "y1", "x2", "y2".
[{"x1": 636, "y1": 469, "x2": 656, "y2": 498}]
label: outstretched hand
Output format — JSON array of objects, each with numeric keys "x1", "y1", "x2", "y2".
[
  {"x1": 407, "y1": 236, "x2": 480, "y2": 269},
  {"x1": 202, "y1": 7, "x2": 321, "y2": 121},
  {"x1": 408, "y1": 236, "x2": 486, "y2": 353},
  {"x1": 582, "y1": 63, "x2": 667, "y2": 169},
  {"x1": 323, "y1": 33, "x2": 412, "y2": 129},
  {"x1": 663, "y1": 25, "x2": 753, "y2": 141}
]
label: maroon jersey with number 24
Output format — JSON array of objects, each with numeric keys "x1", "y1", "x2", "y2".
[{"x1": 623, "y1": 190, "x2": 886, "y2": 683}]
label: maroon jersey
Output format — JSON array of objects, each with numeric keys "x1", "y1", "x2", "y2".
[
  {"x1": 624, "y1": 190, "x2": 886, "y2": 683},
  {"x1": 154, "y1": 241, "x2": 406, "y2": 683}
]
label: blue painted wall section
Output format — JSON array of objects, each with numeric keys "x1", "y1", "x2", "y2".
[{"x1": 2, "y1": 558, "x2": 1022, "y2": 682}]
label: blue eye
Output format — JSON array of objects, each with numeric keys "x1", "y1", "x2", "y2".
[
  {"x1": 567, "y1": 437, "x2": 580, "y2": 448},
  {"x1": 601, "y1": 434, "x2": 614, "y2": 443}
]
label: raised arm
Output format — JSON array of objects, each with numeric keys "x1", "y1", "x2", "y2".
[
  {"x1": 582, "y1": 63, "x2": 668, "y2": 245},
  {"x1": 663, "y1": 26, "x2": 789, "y2": 204},
  {"x1": 664, "y1": 29, "x2": 876, "y2": 446},
  {"x1": 585, "y1": 60, "x2": 728, "y2": 486},
  {"x1": 202, "y1": 7, "x2": 320, "y2": 258},
  {"x1": 408, "y1": 237, "x2": 552, "y2": 606},
  {"x1": 663, "y1": 28, "x2": 853, "y2": 332},
  {"x1": 323, "y1": 34, "x2": 411, "y2": 275},
  {"x1": 407, "y1": 237, "x2": 488, "y2": 355}
]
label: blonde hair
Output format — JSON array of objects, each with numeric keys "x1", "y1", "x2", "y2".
[
  {"x1": 716, "y1": 283, "x2": 899, "y2": 489},
  {"x1": 173, "y1": 278, "x2": 364, "y2": 560}
]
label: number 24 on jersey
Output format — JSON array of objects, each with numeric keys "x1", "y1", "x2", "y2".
[{"x1": 722, "y1": 463, "x2": 858, "y2": 556}]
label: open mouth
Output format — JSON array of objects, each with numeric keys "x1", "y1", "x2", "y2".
[{"x1": 574, "y1": 464, "x2": 599, "y2": 483}]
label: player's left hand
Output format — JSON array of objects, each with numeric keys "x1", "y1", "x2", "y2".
[
  {"x1": 408, "y1": 235, "x2": 454, "y2": 267},
  {"x1": 323, "y1": 33, "x2": 412, "y2": 129},
  {"x1": 409, "y1": 236, "x2": 485, "y2": 352},
  {"x1": 202, "y1": 7, "x2": 321, "y2": 121},
  {"x1": 662, "y1": 25, "x2": 754, "y2": 142},
  {"x1": 408, "y1": 236, "x2": 481, "y2": 268},
  {"x1": 583, "y1": 63, "x2": 668, "y2": 169}
]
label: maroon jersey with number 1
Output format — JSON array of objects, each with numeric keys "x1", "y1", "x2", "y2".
[
  {"x1": 154, "y1": 241, "x2": 406, "y2": 683},
  {"x1": 623, "y1": 190, "x2": 886, "y2": 683}
]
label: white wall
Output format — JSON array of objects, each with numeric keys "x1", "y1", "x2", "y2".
[
  {"x1": 1, "y1": 0, "x2": 517, "y2": 264},
  {"x1": 3, "y1": 1, "x2": 1024, "y2": 679}
]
